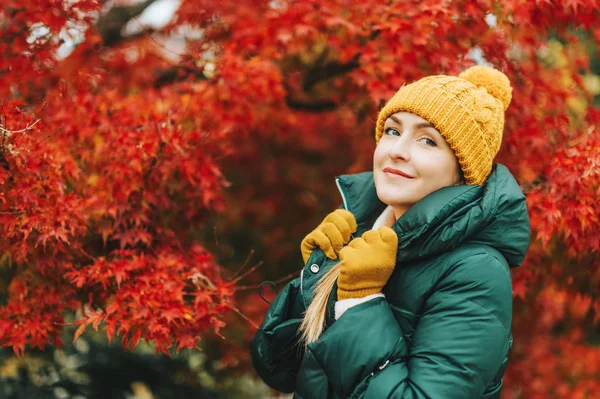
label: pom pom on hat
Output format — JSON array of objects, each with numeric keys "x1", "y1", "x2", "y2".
[{"x1": 459, "y1": 66, "x2": 512, "y2": 111}]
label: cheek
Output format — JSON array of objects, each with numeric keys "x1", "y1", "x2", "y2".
[
  {"x1": 373, "y1": 144, "x2": 386, "y2": 167},
  {"x1": 422, "y1": 154, "x2": 460, "y2": 185}
]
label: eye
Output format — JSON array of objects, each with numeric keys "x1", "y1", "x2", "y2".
[
  {"x1": 384, "y1": 127, "x2": 401, "y2": 136},
  {"x1": 420, "y1": 137, "x2": 437, "y2": 147}
]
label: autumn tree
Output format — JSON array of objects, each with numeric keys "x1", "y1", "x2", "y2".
[{"x1": 1, "y1": 0, "x2": 599, "y2": 397}]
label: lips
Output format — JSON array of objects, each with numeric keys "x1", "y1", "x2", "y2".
[{"x1": 383, "y1": 167, "x2": 415, "y2": 179}]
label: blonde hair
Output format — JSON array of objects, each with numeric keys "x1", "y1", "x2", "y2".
[{"x1": 299, "y1": 263, "x2": 341, "y2": 345}]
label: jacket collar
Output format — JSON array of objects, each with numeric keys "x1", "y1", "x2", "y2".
[{"x1": 335, "y1": 164, "x2": 531, "y2": 267}]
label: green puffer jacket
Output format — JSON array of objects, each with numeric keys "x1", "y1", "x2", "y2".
[{"x1": 251, "y1": 164, "x2": 531, "y2": 399}]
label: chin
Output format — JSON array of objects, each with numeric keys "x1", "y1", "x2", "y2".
[{"x1": 375, "y1": 185, "x2": 410, "y2": 207}]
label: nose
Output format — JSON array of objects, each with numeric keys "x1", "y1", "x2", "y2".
[{"x1": 387, "y1": 134, "x2": 411, "y2": 161}]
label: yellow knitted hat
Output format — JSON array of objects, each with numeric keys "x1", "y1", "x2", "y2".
[{"x1": 375, "y1": 66, "x2": 513, "y2": 185}]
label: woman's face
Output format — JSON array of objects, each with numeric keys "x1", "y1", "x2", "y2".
[{"x1": 373, "y1": 112, "x2": 463, "y2": 219}]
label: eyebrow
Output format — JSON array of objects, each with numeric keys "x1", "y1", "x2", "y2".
[{"x1": 388, "y1": 115, "x2": 436, "y2": 130}]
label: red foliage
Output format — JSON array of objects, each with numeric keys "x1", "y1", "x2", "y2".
[{"x1": 1, "y1": 0, "x2": 600, "y2": 396}]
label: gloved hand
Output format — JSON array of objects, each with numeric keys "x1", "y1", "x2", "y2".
[
  {"x1": 337, "y1": 226, "x2": 398, "y2": 300},
  {"x1": 301, "y1": 209, "x2": 357, "y2": 264}
]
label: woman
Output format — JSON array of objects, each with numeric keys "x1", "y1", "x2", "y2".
[{"x1": 251, "y1": 66, "x2": 531, "y2": 399}]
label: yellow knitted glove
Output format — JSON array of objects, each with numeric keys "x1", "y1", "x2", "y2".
[
  {"x1": 337, "y1": 226, "x2": 398, "y2": 300},
  {"x1": 301, "y1": 209, "x2": 357, "y2": 264}
]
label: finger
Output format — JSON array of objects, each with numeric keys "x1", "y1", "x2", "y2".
[
  {"x1": 311, "y1": 230, "x2": 337, "y2": 259},
  {"x1": 378, "y1": 226, "x2": 399, "y2": 247},
  {"x1": 324, "y1": 213, "x2": 352, "y2": 242},
  {"x1": 320, "y1": 222, "x2": 345, "y2": 253},
  {"x1": 348, "y1": 237, "x2": 366, "y2": 249},
  {"x1": 324, "y1": 210, "x2": 356, "y2": 232},
  {"x1": 301, "y1": 233, "x2": 316, "y2": 263},
  {"x1": 301, "y1": 233, "x2": 317, "y2": 251},
  {"x1": 335, "y1": 209, "x2": 358, "y2": 233},
  {"x1": 338, "y1": 246, "x2": 354, "y2": 261},
  {"x1": 361, "y1": 230, "x2": 380, "y2": 244},
  {"x1": 301, "y1": 230, "x2": 321, "y2": 262}
]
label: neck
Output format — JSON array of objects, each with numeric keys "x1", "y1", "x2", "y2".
[{"x1": 391, "y1": 206, "x2": 407, "y2": 220}]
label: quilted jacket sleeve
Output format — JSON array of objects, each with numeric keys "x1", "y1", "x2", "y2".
[
  {"x1": 308, "y1": 251, "x2": 513, "y2": 399},
  {"x1": 250, "y1": 275, "x2": 306, "y2": 393}
]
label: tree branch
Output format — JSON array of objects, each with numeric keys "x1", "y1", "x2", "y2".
[
  {"x1": 302, "y1": 53, "x2": 361, "y2": 91},
  {"x1": 96, "y1": 0, "x2": 158, "y2": 47},
  {"x1": 285, "y1": 97, "x2": 337, "y2": 111},
  {"x1": 153, "y1": 65, "x2": 207, "y2": 88}
]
